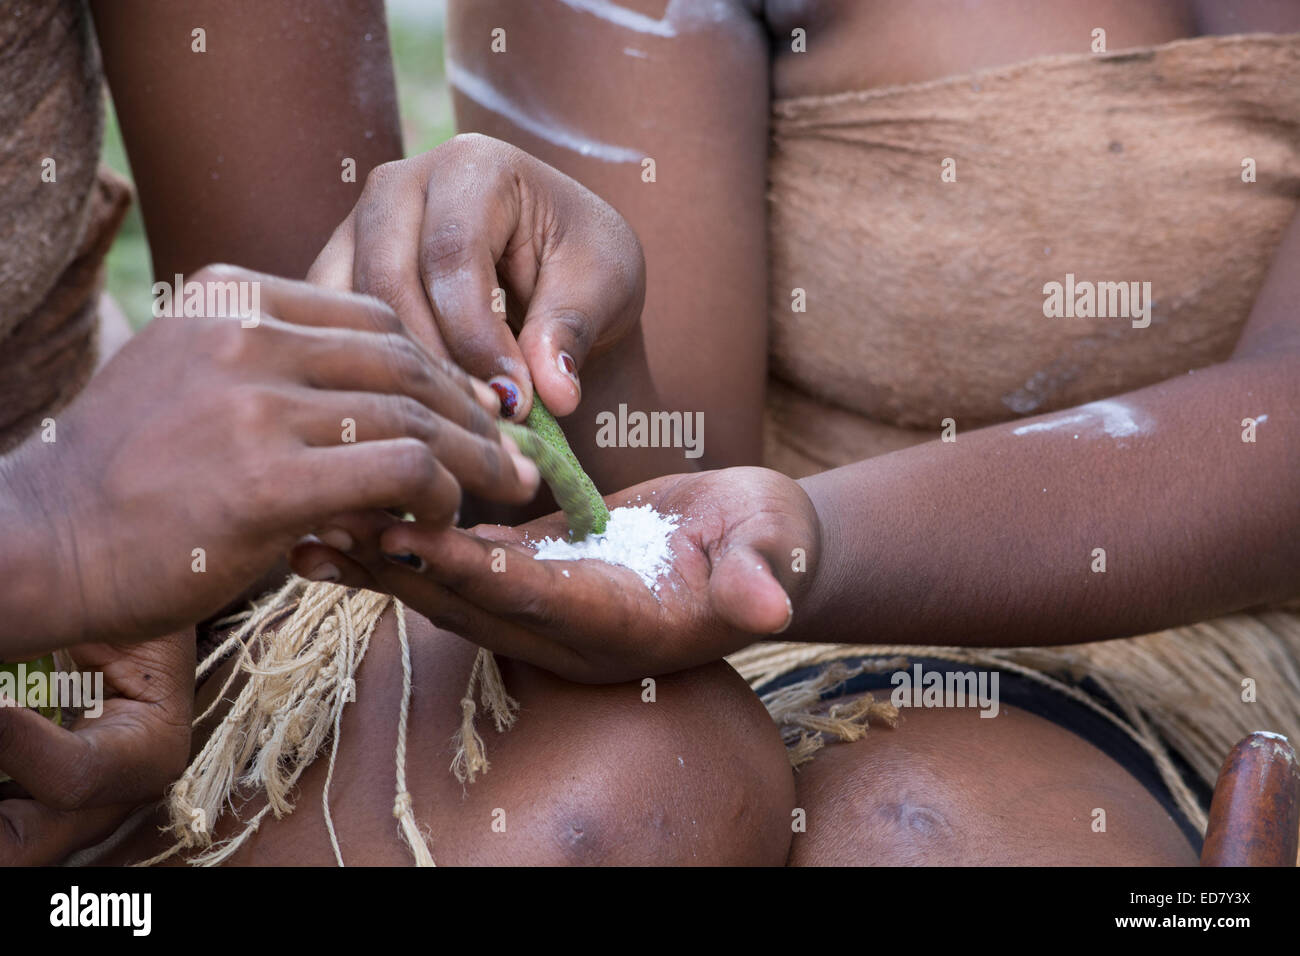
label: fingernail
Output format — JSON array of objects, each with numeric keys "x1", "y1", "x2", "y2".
[
  {"x1": 307, "y1": 563, "x2": 341, "y2": 583},
  {"x1": 772, "y1": 595, "x2": 794, "y2": 635},
  {"x1": 500, "y1": 433, "x2": 541, "y2": 488},
  {"x1": 558, "y1": 352, "x2": 581, "y2": 397},
  {"x1": 488, "y1": 376, "x2": 521, "y2": 419},
  {"x1": 317, "y1": 528, "x2": 354, "y2": 553},
  {"x1": 383, "y1": 552, "x2": 427, "y2": 572},
  {"x1": 471, "y1": 378, "x2": 500, "y2": 414}
]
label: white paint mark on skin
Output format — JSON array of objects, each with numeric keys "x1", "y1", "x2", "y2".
[
  {"x1": 552, "y1": 0, "x2": 737, "y2": 37},
  {"x1": 1255, "y1": 413, "x2": 1269, "y2": 424},
  {"x1": 1012, "y1": 413, "x2": 1087, "y2": 435},
  {"x1": 1012, "y1": 400, "x2": 1147, "y2": 439},
  {"x1": 447, "y1": 60, "x2": 645, "y2": 164},
  {"x1": 623, "y1": 46, "x2": 649, "y2": 58},
  {"x1": 553, "y1": 0, "x2": 678, "y2": 37}
]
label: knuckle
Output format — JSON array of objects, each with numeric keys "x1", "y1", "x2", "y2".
[
  {"x1": 548, "y1": 308, "x2": 597, "y2": 354},
  {"x1": 383, "y1": 334, "x2": 432, "y2": 385},
  {"x1": 227, "y1": 386, "x2": 277, "y2": 431},
  {"x1": 190, "y1": 262, "x2": 244, "y2": 287},
  {"x1": 389, "y1": 394, "x2": 437, "y2": 444},
  {"x1": 209, "y1": 318, "x2": 261, "y2": 365},
  {"x1": 361, "y1": 159, "x2": 405, "y2": 195},
  {"x1": 355, "y1": 258, "x2": 418, "y2": 315},
  {"x1": 420, "y1": 219, "x2": 474, "y2": 278},
  {"x1": 387, "y1": 439, "x2": 439, "y2": 491}
]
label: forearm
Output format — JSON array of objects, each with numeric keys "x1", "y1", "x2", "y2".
[
  {"x1": 791, "y1": 348, "x2": 1299, "y2": 647},
  {"x1": 92, "y1": 0, "x2": 402, "y2": 280}
]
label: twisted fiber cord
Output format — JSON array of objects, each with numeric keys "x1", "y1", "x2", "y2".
[
  {"x1": 320, "y1": 588, "x2": 367, "y2": 866},
  {"x1": 136, "y1": 579, "x2": 518, "y2": 866},
  {"x1": 729, "y1": 612, "x2": 1300, "y2": 835},
  {"x1": 735, "y1": 641, "x2": 1207, "y2": 830},
  {"x1": 393, "y1": 602, "x2": 435, "y2": 866},
  {"x1": 138, "y1": 581, "x2": 392, "y2": 866}
]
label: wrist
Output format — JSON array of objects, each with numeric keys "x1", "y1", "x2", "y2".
[{"x1": 785, "y1": 474, "x2": 843, "y2": 643}]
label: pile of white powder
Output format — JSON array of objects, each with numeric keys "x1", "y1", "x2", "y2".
[{"x1": 530, "y1": 503, "x2": 679, "y2": 590}]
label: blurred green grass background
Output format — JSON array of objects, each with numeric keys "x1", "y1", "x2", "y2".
[{"x1": 102, "y1": 7, "x2": 453, "y2": 328}]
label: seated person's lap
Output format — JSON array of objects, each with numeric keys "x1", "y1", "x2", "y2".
[{"x1": 110, "y1": 607, "x2": 797, "y2": 865}]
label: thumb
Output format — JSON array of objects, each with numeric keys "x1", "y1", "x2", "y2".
[
  {"x1": 516, "y1": 258, "x2": 641, "y2": 418},
  {"x1": 709, "y1": 545, "x2": 795, "y2": 636},
  {"x1": 0, "y1": 701, "x2": 93, "y2": 810}
]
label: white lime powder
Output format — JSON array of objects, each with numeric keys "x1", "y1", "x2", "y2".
[{"x1": 530, "y1": 503, "x2": 679, "y2": 590}]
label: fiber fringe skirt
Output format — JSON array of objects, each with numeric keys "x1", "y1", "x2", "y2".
[{"x1": 109, "y1": 577, "x2": 1300, "y2": 866}]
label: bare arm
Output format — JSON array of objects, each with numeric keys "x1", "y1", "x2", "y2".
[
  {"x1": 446, "y1": 0, "x2": 771, "y2": 485},
  {"x1": 91, "y1": 0, "x2": 403, "y2": 280},
  {"x1": 792, "y1": 210, "x2": 1300, "y2": 647}
]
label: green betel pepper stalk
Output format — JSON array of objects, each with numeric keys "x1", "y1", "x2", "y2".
[{"x1": 498, "y1": 395, "x2": 609, "y2": 540}]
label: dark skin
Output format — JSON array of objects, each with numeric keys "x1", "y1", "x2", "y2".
[
  {"x1": 4, "y1": 1, "x2": 790, "y2": 866},
  {"x1": 89, "y1": 0, "x2": 404, "y2": 281},
  {"x1": 16, "y1": 0, "x2": 1298, "y2": 865},
  {"x1": 0, "y1": 2, "x2": 547, "y2": 864},
  {"x1": 286, "y1": 0, "x2": 1299, "y2": 864}
]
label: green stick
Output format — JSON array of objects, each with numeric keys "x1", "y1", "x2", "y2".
[{"x1": 499, "y1": 395, "x2": 609, "y2": 540}]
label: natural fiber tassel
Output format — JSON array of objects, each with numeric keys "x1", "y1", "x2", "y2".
[{"x1": 450, "y1": 647, "x2": 519, "y2": 783}]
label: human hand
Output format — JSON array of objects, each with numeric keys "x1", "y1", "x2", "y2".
[
  {"x1": 0, "y1": 266, "x2": 539, "y2": 653},
  {"x1": 308, "y1": 133, "x2": 645, "y2": 421},
  {"x1": 0, "y1": 629, "x2": 194, "y2": 865},
  {"x1": 286, "y1": 467, "x2": 822, "y2": 682}
]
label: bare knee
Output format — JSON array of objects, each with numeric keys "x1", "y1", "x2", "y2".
[{"x1": 485, "y1": 658, "x2": 796, "y2": 865}]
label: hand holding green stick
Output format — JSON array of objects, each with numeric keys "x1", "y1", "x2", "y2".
[{"x1": 498, "y1": 396, "x2": 609, "y2": 540}]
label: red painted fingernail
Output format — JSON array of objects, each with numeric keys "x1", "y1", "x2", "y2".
[
  {"x1": 488, "y1": 376, "x2": 520, "y2": 418},
  {"x1": 558, "y1": 352, "x2": 581, "y2": 396}
]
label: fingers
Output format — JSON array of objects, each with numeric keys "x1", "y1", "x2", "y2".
[
  {"x1": 0, "y1": 704, "x2": 92, "y2": 808},
  {"x1": 419, "y1": 164, "x2": 533, "y2": 420},
  {"x1": 380, "y1": 522, "x2": 588, "y2": 626},
  {"x1": 513, "y1": 222, "x2": 644, "y2": 417},
  {"x1": 708, "y1": 545, "x2": 794, "y2": 635},
  {"x1": 287, "y1": 441, "x2": 463, "y2": 526},
  {"x1": 306, "y1": 214, "x2": 358, "y2": 292},
  {"x1": 281, "y1": 388, "x2": 540, "y2": 504},
  {"x1": 287, "y1": 536, "x2": 593, "y2": 678},
  {"x1": 0, "y1": 703, "x2": 170, "y2": 812},
  {"x1": 0, "y1": 798, "x2": 130, "y2": 866},
  {"x1": 351, "y1": 163, "x2": 450, "y2": 360},
  {"x1": 293, "y1": 323, "x2": 502, "y2": 435},
  {"x1": 195, "y1": 264, "x2": 405, "y2": 336}
]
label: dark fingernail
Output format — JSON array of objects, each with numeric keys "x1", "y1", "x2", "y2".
[
  {"x1": 488, "y1": 376, "x2": 520, "y2": 418},
  {"x1": 383, "y1": 551, "x2": 427, "y2": 572}
]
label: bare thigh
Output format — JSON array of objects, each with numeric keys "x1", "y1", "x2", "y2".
[
  {"x1": 113, "y1": 608, "x2": 795, "y2": 866},
  {"x1": 789, "y1": 699, "x2": 1199, "y2": 866}
]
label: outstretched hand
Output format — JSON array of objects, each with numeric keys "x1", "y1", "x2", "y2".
[{"x1": 288, "y1": 467, "x2": 822, "y2": 683}]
